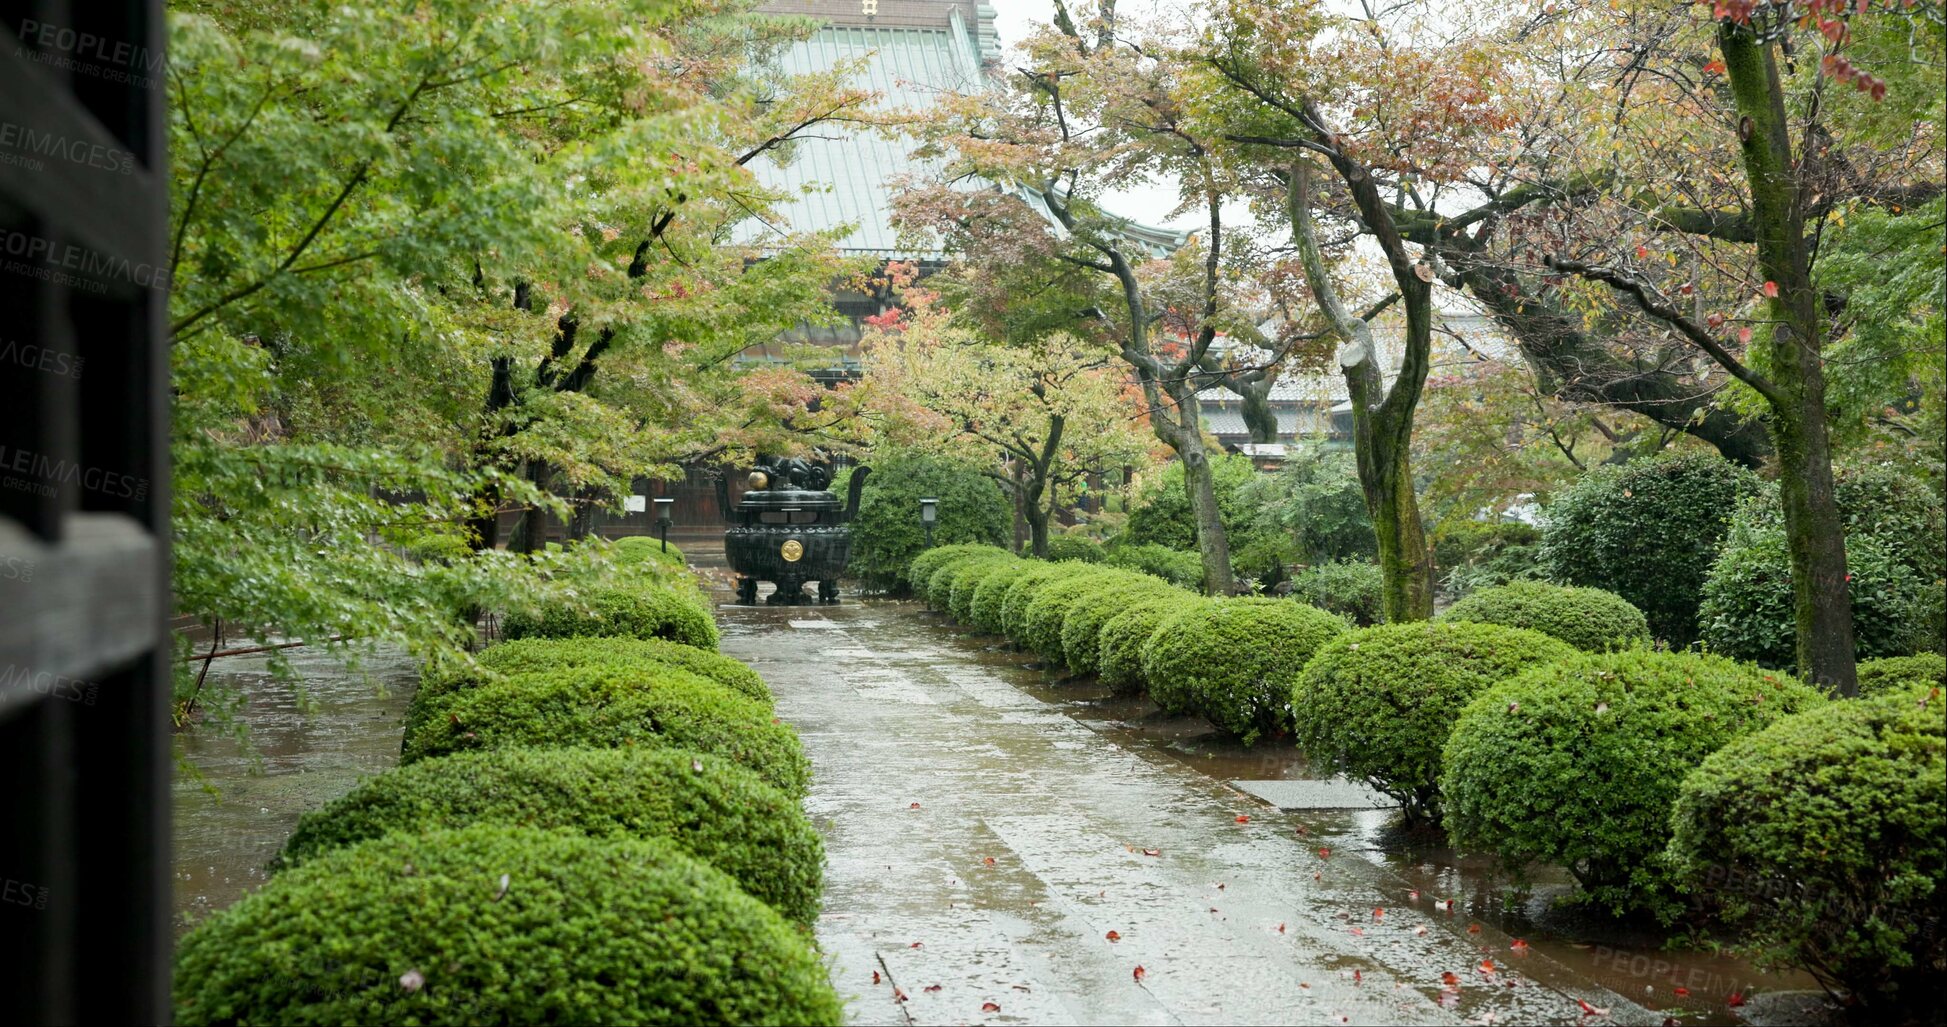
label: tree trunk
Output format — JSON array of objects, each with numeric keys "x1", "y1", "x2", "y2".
[
  {"x1": 507, "y1": 459, "x2": 552, "y2": 555},
  {"x1": 1719, "y1": 22, "x2": 1857, "y2": 693},
  {"x1": 1166, "y1": 382, "x2": 1234, "y2": 595}
]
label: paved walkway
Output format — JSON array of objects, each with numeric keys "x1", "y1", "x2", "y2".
[{"x1": 719, "y1": 599, "x2": 1679, "y2": 1027}]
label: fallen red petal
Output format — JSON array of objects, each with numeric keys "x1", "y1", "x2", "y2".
[{"x1": 983, "y1": 1002, "x2": 1002, "y2": 1013}]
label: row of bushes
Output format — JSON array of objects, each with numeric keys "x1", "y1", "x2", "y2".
[
  {"x1": 908, "y1": 543, "x2": 1945, "y2": 1015},
  {"x1": 175, "y1": 555, "x2": 843, "y2": 1025}
]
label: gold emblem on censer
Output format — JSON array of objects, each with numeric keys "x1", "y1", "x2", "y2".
[{"x1": 780, "y1": 539, "x2": 804, "y2": 562}]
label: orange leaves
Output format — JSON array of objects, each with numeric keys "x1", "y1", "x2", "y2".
[
  {"x1": 1479, "y1": 958, "x2": 1497, "y2": 975},
  {"x1": 982, "y1": 1001, "x2": 1002, "y2": 1013},
  {"x1": 1105, "y1": 930, "x2": 1122, "y2": 943},
  {"x1": 1132, "y1": 965, "x2": 1147, "y2": 983},
  {"x1": 873, "y1": 971, "x2": 883, "y2": 985},
  {"x1": 1317, "y1": 847, "x2": 1332, "y2": 859},
  {"x1": 1761, "y1": 280, "x2": 1780, "y2": 298},
  {"x1": 1234, "y1": 814, "x2": 1251, "y2": 823},
  {"x1": 1509, "y1": 938, "x2": 1531, "y2": 955},
  {"x1": 1702, "y1": 59, "x2": 1726, "y2": 76},
  {"x1": 983, "y1": 856, "x2": 997, "y2": 866},
  {"x1": 1442, "y1": 971, "x2": 1462, "y2": 987}
]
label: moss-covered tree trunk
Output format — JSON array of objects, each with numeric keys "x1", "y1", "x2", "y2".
[{"x1": 1719, "y1": 24, "x2": 1857, "y2": 694}]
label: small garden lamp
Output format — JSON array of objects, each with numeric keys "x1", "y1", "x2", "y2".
[
  {"x1": 919, "y1": 497, "x2": 938, "y2": 549},
  {"x1": 653, "y1": 496, "x2": 675, "y2": 552}
]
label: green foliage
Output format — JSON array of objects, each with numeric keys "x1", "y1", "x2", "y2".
[
  {"x1": 400, "y1": 665, "x2": 810, "y2": 797},
  {"x1": 1019, "y1": 568, "x2": 1123, "y2": 664},
  {"x1": 1059, "y1": 577, "x2": 1182, "y2": 675},
  {"x1": 1440, "y1": 580, "x2": 1650, "y2": 652},
  {"x1": 1699, "y1": 465, "x2": 1947, "y2": 669},
  {"x1": 613, "y1": 535, "x2": 686, "y2": 567},
  {"x1": 1124, "y1": 453, "x2": 1262, "y2": 552},
  {"x1": 948, "y1": 556, "x2": 1024, "y2": 628},
  {"x1": 1856, "y1": 653, "x2": 1947, "y2": 696},
  {"x1": 1539, "y1": 454, "x2": 1761, "y2": 644},
  {"x1": 846, "y1": 450, "x2": 1011, "y2": 592},
  {"x1": 1103, "y1": 542, "x2": 1205, "y2": 589},
  {"x1": 1000, "y1": 562, "x2": 1070, "y2": 641},
  {"x1": 1667, "y1": 688, "x2": 1945, "y2": 1017},
  {"x1": 909, "y1": 544, "x2": 1007, "y2": 602},
  {"x1": 1233, "y1": 447, "x2": 1377, "y2": 565},
  {"x1": 1045, "y1": 535, "x2": 1108, "y2": 563},
  {"x1": 1096, "y1": 596, "x2": 1199, "y2": 696},
  {"x1": 277, "y1": 746, "x2": 822, "y2": 924},
  {"x1": 1292, "y1": 623, "x2": 1575, "y2": 821},
  {"x1": 925, "y1": 550, "x2": 1013, "y2": 610},
  {"x1": 1141, "y1": 598, "x2": 1348, "y2": 743},
  {"x1": 1432, "y1": 520, "x2": 1542, "y2": 598},
  {"x1": 175, "y1": 826, "x2": 842, "y2": 1026},
  {"x1": 501, "y1": 584, "x2": 720, "y2": 651},
  {"x1": 1286, "y1": 559, "x2": 1384, "y2": 627},
  {"x1": 1441, "y1": 651, "x2": 1825, "y2": 916}
]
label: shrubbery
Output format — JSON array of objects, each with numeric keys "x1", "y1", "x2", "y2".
[
  {"x1": 1096, "y1": 596, "x2": 1198, "y2": 695},
  {"x1": 1141, "y1": 598, "x2": 1347, "y2": 742},
  {"x1": 277, "y1": 746, "x2": 823, "y2": 924},
  {"x1": 1292, "y1": 622, "x2": 1575, "y2": 821},
  {"x1": 926, "y1": 551, "x2": 1011, "y2": 612},
  {"x1": 1440, "y1": 650, "x2": 1825, "y2": 916},
  {"x1": 1539, "y1": 454, "x2": 1760, "y2": 644},
  {"x1": 1122, "y1": 453, "x2": 1260, "y2": 552},
  {"x1": 1856, "y1": 653, "x2": 1947, "y2": 696},
  {"x1": 613, "y1": 534, "x2": 686, "y2": 567},
  {"x1": 1019, "y1": 569, "x2": 1122, "y2": 665},
  {"x1": 1000, "y1": 562, "x2": 1080, "y2": 641},
  {"x1": 1060, "y1": 578, "x2": 1179, "y2": 675},
  {"x1": 1286, "y1": 559, "x2": 1383, "y2": 626},
  {"x1": 1045, "y1": 535, "x2": 1106, "y2": 563},
  {"x1": 1667, "y1": 687, "x2": 1944, "y2": 1018},
  {"x1": 966, "y1": 558, "x2": 1037, "y2": 632},
  {"x1": 909, "y1": 544, "x2": 1006, "y2": 601},
  {"x1": 176, "y1": 826, "x2": 842, "y2": 1026},
  {"x1": 1102, "y1": 541, "x2": 1204, "y2": 589},
  {"x1": 400, "y1": 665, "x2": 811, "y2": 797},
  {"x1": 1440, "y1": 579, "x2": 1649, "y2": 652},
  {"x1": 502, "y1": 584, "x2": 719, "y2": 651},
  {"x1": 845, "y1": 450, "x2": 1011, "y2": 592},
  {"x1": 1699, "y1": 466, "x2": 1947, "y2": 669}
]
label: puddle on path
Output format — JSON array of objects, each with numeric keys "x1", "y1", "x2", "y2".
[{"x1": 172, "y1": 643, "x2": 418, "y2": 935}]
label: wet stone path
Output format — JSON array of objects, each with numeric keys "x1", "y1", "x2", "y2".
[{"x1": 720, "y1": 597, "x2": 1700, "y2": 1027}]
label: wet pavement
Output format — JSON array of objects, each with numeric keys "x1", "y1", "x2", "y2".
[{"x1": 715, "y1": 583, "x2": 1830, "y2": 1027}]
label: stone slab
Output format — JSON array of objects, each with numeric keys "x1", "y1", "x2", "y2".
[{"x1": 1228, "y1": 778, "x2": 1396, "y2": 810}]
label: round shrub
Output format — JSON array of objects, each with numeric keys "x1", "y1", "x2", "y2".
[
  {"x1": 1286, "y1": 559, "x2": 1383, "y2": 627},
  {"x1": 1060, "y1": 577, "x2": 1179, "y2": 675},
  {"x1": 176, "y1": 826, "x2": 842, "y2": 1026},
  {"x1": 1699, "y1": 467, "x2": 1947, "y2": 670},
  {"x1": 277, "y1": 746, "x2": 823, "y2": 924},
  {"x1": 613, "y1": 534, "x2": 686, "y2": 567},
  {"x1": 1856, "y1": 653, "x2": 1947, "y2": 696},
  {"x1": 1000, "y1": 562, "x2": 1072, "y2": 642},
  {"x1": 910, "y1": 544, "x2": 1005, "y2": 603},
  {"x1": 1667, "y1": 688, "x2": 1944, "y2": 1018},
  {"x1": 400, "y1": 665, "x2": 810, "y2": 797},
  {"x1": 1141, "y1": 598, "x2": 1348, "y2": 743},
  {"x1": 1292, "y1": 622, "x2": 1576, "y2": 821},
  {"x1": 845, "y1": 450, "x2": 1011, "y2": 592},
  {"x1": 1096, "y1": 596, "x2": 1198, "y2": 695},
  {"x1": 1019, "y1": 568, "x2": 1122, "y2": 665},
  {"x1": 1103, "y1": 541, "x2": 1204, "y2": 589},
  {"x1": 406, "y1": 637, "x2": 770, "y2": 742},
  {"x1": 1439, "y1": 579, "x2": 1649, "y2": 652},
  {"x1": 1045, "y1": 535, "x2": 1107, "y2": 563},
  {"x1": 1441, "y1": 650, "x2": 1825, "y2": 916},
  {"x1": 503, "y1": 584, "x2": 719, "y2": 651},
  {"x1": 923, "y1": 549, "x2": 1008, "y2": 610},
  {"x1": 1434, "y1": 520, "x2": 1541, "y2": 579},
  {"x1": 948, "y1": 555, "x2": 1022, "y2": 627},
  {"x1": 1539, "y1": 453, "x2": 1760, "y2": 644}
]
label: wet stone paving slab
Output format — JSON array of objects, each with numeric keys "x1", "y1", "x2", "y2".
[{"x1": 718, "y1": 597, "x2": 1732, "y2": 1027}]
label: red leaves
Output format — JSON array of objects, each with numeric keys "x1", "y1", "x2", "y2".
[
  {"x1": 1577, "y1": 998, "x2": 1609, "y2": 1017},
  {"x1": 1132, "y1": 965, "x2": 1147, "y2": 983},
  {"x1": 910, "y1": 942, "x2": 924, "y2": 949},
  {"x1": 1352, "y1": 969, "x2": 1363, "y2": 985},
  {"x1": 1373, "y1": 907, "x2": 1385, "y2": 920},
  {"x1": 1737, "y1": 327, "x2": 1754, "y2": 344},
  {"x1": 982, "y1": 1001, "x2": 1002, "y2": 1013},
  {"x1": 923, "y1": 984, "x2": 943, "y2": 994},
  {"x1": 1673, "y1": 986, "x2": 1690, "y2": 997},
  {"x1": 1442, "y1": 971, "x2": 1462, "y2": 986},
  {"x1": 1509, "y1": 938, "x2": 1530, "y2": 955},
  {"x1": 983, "y1": 856, "x2": 997, "y2": 866},
  {"x1": 1635, "y1": 245, "x2": 1649, "y2": 260},
  {"x1": 1141, "y1": 848, "x2": 1161, "y2": 857},
  {"x1": 1317, "y1": 847, "x2": 1332, "y2": 859},
  {"x1": 1349, "y1": 926, "x2": 1366, "y2": 936},
  {"x1": 873, "y1": 971, "x2": 883, "y2": 985},
  {"x1": 1728, "y1": 991, "x2": 1746, "y2": 1007},
  {"x1": 1276, "y1": 922, "x2": 1286, "y2": 934},
  {"x1": 909, "y1": 802, "x2": 921, "y2": 810},
  {"x1": 1479, "y1": 958, "x2": 1496, "y2": 975},
  {"x1": 1761, "y1": 280, "x2": 1780, "y2": 298},
  {"x1": 1234, "y1": 814, "x2": 1251, "y2": 823},
  {"x1": 1467, "y1": 922, "x2": 1483, "y2": 934},
  {"x1": 1105, "y1": 930, "x2": 1121, "y2": 943},
  {"x1": 1408, "y1": 889, "x2": 1420, "y2": 901},
  {"x1": 894, "y1": 987, "x2": 909, "y2": 1003},
  {"x1": 1703, "y1": 58, "x2": 1726, "y2": 76}
]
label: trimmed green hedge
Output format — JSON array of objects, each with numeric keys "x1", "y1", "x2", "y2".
[
  {"x1": 1103, "y1": 541, "x2": 1204, "y2": 589},
  {"x1": 1668, "y1": 687, "x2": 1944, "y2": 1018},
  {"x1": 1856, "y1": 653, "x2": 1947, "y2": 696},
  {"x1": 1141, "y1": 598, "x2": 1348, "y2": 743},
  {"x1": 1096, "y1": 596, "x2": 1198, "y2": 695},
  {"x1": 1019, "y1": 569, "x2": 1124, "y2": 665},
  {"x1": 1441, "y1": 650, "x2": 1824, "y2": 916},
  {"x1": 962, "y1": 561, "x2": 1032, "y2": 634},
  {"x1": 951, "y1": 556, "x2": 1025, "y2": 628},
  {"x1": 1000, "y1": 562, "x2": 1071, "y2": 641},
  {"x1": 924, "y1": 550, "x2": 1008, "y2": 610},
  {"x1": 277, "y1": 746, "x2": 823, "y2": 924},
  {"x1": 1292, "y1": 622, "x2": 1576, "y2": 821},
  {"x1": 1045, "y1": 536, "x2": 1107, "y2": 563},
  {"x1": 400, "y1": 665, "x2": 810, "y2": 797},
  {"x1": 1539, "y1": 454, "x2": 1759, "y2": 644},
  {"x1": 910, "y1": 544, "x2": 1007, "y2": 603},
  {"x1": 176, "y1": 826, "x2": 842, "y2": 1026},
  {"x1": 502, "y1": 584, "x2": 719, "y2": 651},
  {"x1": 1439, "y1": 579, "x2": 1649, "y2": 652},
  {"x1": 1060, "y1": 578, "x2": 1178, "y2": 675},
  {"x1": 613, "y1": 534, "x2": 686, "y2": 567}
]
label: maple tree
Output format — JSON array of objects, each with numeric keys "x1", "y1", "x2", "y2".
[{"x1": 855, "y1": 266, "x2": 1155, "y2": 557}]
